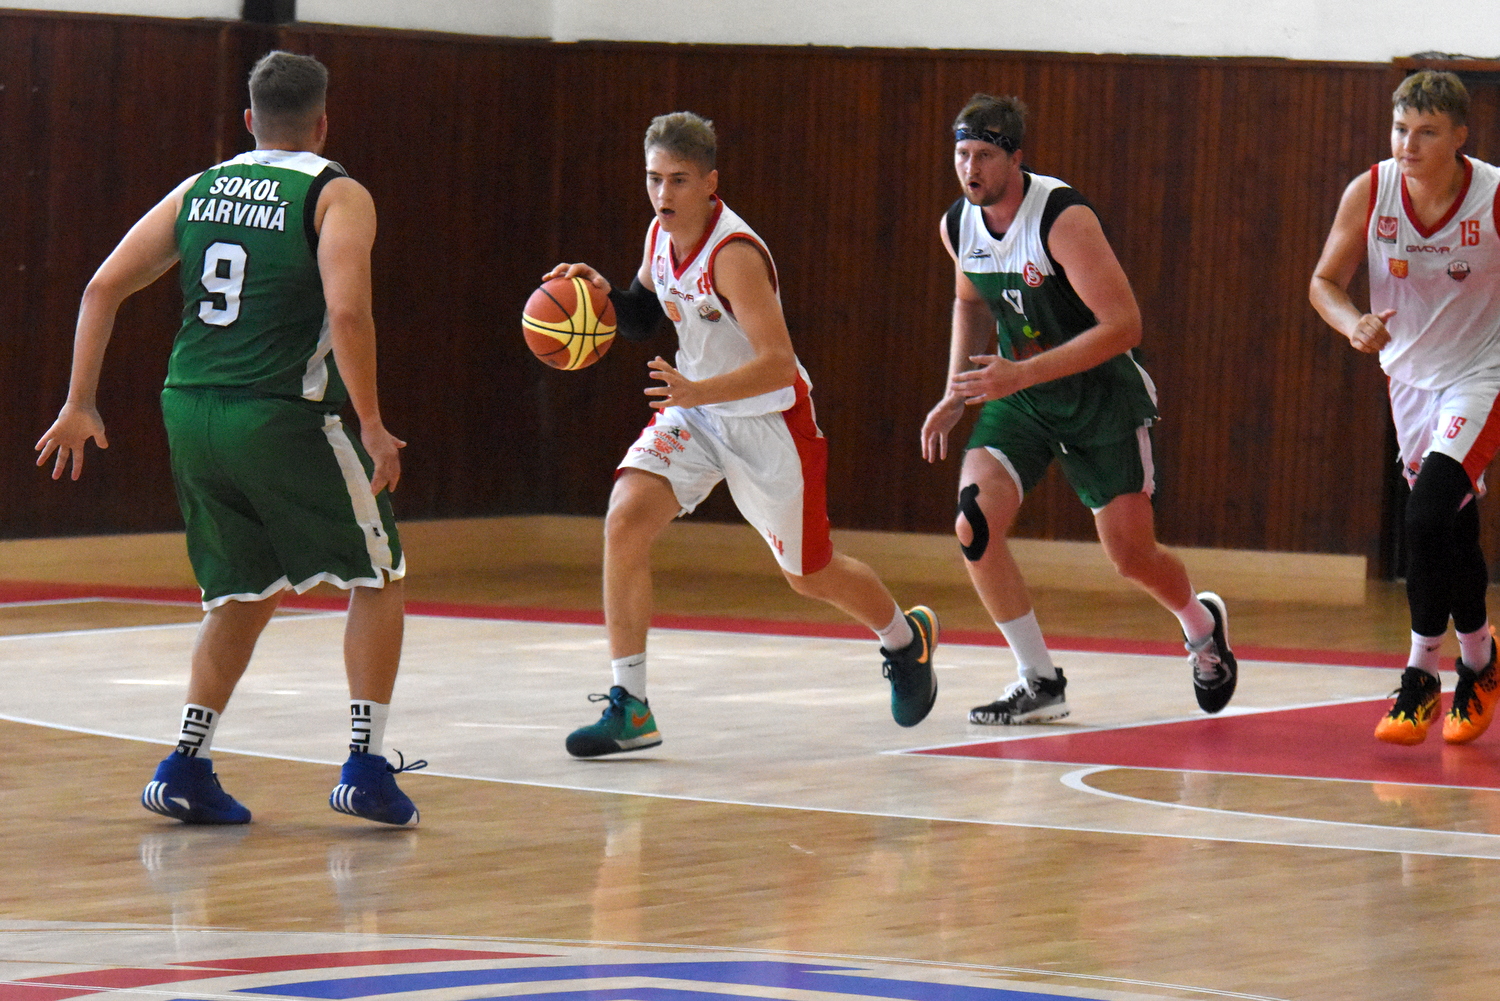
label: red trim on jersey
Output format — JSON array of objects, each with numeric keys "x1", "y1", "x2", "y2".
[
  {"x1": 1402, "y1": 156, "x2": 1473, "y2": 239},
  {"x1": 780, "y1": 376, "x2": 833, "y2": 575},
  {"x1": 669, "y1": 197, "x2": 725, "y2": 280},
  {"x1": 1461, "y1": 391, "x2": 1500, "y2": 490},
  {"x1": 705, "y1": 233, "x2": 778, "y2": 319},
  {"x1": 1364, "y1": 164, "x2": 1379, "y2": 240}
]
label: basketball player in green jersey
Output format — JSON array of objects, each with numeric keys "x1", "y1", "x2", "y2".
[
  {"x1": 921, "y1": 94, "x2": 1237, "y2": 725},
  {"x1": 36, "y1": 51, "x2": 423, "y2": 826}
]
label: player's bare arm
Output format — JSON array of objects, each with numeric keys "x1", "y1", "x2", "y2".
[
  {"x1": 950, "y1": 203, "x2": 1141, "y2": 405},
  {"x1": 644, "y1": 239, "x2": 797, "y2": 410},
  {"x1": 921, "y1": 216, "x2": 995, "y2": 463},
  {"x1": 35, "y1": 176, "x2": 194, "y2": 480},
  {"x1": 1310, "y1": 171, "x2": 1394, "y2": 354},
  {"x1": 316, "y1": 175, "x2": 405, "y2": 495}
]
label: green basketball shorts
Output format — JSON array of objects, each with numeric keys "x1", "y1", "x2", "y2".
[
  {"x1": 967, "y1": 396, "x2": 1156, "y2": 511},
  {"x1": 161, "y1": 387, "x2": 404, "y2": 608}
]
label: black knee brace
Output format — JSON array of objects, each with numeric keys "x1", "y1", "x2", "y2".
[{"x1": 958, "y1": 483, "x2": 990, "y2": 562}]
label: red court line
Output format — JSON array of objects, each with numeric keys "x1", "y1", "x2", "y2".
[
  {"x1": 915, "y1": 698, "x2": 1500, "y2": 789},
  {"x1": 2, "y1": 950, "x2": 545, "y2": 1001},
  {"x1": 0, "y1": 579, "x2": 1403, "y2": 668}
]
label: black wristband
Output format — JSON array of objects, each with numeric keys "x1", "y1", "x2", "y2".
[{"x1": 607, "y1": 276, "x2": 666, "y2": 342}]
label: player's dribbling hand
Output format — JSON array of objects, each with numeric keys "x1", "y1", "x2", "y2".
[
  {"x1": 34, "y1": 403, "x2": 108, "y2": 481},
  {"x1": 542, "y1": 263, "x2": 612, "y2": 295},
  {"x1": 1349, "y1": 308, "x2": 1395, "y2": 354}
]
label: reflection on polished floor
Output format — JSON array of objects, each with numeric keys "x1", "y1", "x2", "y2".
[{"x1": 3, "y1": 524, "x2": 1500, "y2": 1001}]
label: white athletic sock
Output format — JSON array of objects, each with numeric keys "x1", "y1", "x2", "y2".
[
  {"x1": 997, "y1": 610, "x2": 1057, "y2": 681},
  {"x1": 1176, "y1": 596, "x2": 1217, "y2": 649},
  {"x1": 1409, "y1": 632, "x2": 1444, "y2": 673},
  {"x1": 174, "y1": 703, "x2": 219, "y2": 757},
  {"x1": 350, "y1": 700, "x2": 390, "y2": 756},
  {"x1": 612, "y1": 654, "x2": 647, "y2": 700},
  {"x1": 1458, "y1": 624, "x2": 1493, "y2": 671},
  {"x1": 876, "y1": 604, "x2": 914, "y2": 652}
]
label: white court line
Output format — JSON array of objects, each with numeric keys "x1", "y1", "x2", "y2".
[{"x1": 1060, "y1": 764, "x2": 1500, "y2": 844}]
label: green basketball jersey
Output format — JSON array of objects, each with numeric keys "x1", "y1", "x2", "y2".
[
  {"x1": 946, "y1": 173, "x2": 1157, "y2": 441},
  {"x1": 171, "y1": 149, "x2": 348, "y2": 405}
]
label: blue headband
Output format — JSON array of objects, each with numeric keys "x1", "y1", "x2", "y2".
[{"x1": 955, "y1": 126, "x2": 1018, "y2": 153}]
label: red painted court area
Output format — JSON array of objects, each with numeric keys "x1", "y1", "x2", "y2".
[{"x1": 915, "y1": 699, "x2": 1500, "y2": 789}]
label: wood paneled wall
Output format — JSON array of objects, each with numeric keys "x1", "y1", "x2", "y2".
[{"x1": 7, "y1": 11, "x2": 1480, "y2": 575}]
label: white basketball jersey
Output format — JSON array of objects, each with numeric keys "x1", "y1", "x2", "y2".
[
  {"x1": 648, "y1": 199, "x2": 809, "y2": 417},
  {"x1": 1367, "y1": 155, "x2": 1500, "y2": 389}
]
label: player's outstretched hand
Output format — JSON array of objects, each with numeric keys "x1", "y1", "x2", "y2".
[
  {"x1": 542, "y1": 263, "x2": 612, "y2": 295},
  {"x1": 35, "y1": 403, "x2": 108, "y2": 481},
  {"x1": 1349, "y1": 308, "x2": 1395, "y2": 354},
  {"x1": 361, "y1": 422, "x2": 407, "y2": 495},
  {"x1": 921, "y1": 394, "x2": 966, "y2": 463},
  {"x1": 644, "y1": 356, "x2": 702, "y2": 410}
]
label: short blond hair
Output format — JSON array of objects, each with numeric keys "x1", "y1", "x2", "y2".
[
  {"x1": 644, "y1": 112, "x2": 716, "y2": 171},
  {"x1": 1394, "y1": 70, "x2": 1469, "y2": 128}
]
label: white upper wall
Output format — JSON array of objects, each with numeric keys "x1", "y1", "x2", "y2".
[{"x1": 7, "y1": 0, "x2": 1499, "y2": 63}]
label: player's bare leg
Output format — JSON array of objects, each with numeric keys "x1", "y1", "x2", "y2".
[
  {"x1": 958, "y1": 448, "x2": 1070, "y2": 724},
  {"x1": 143, "y1": 595, "x2": 281, "y2": 825},
  {"x1": 786, "y1": 554, "x2": 939, "y2": 727},
  {"x1": 1094, "y1": 490, "x2": 1237, "y2": 713},
  {"x1": 603, "y1": 469, "x2": 682, "y2": 660},
  {"x1": 344, "y1": 577, "x2": 404, "y2": 703},
  {"x1": 957, "y1": 448, "x2": 1032, "y2": 623},
  {"x1": 185, "y1": 595, "x2": 283, "y2": 712},
  {"x1": 782, "y1": 552, "x2": 899, "y2": 631},
  {"x1": 566, "y1": 469, "x2": 679, "y2": 758},
  {"x1": 331, "y1": 576, "x2": 423, "y2": 827},
  {"x1": 1092, "y1": 492, "x2": 1193, "y2": 609}
]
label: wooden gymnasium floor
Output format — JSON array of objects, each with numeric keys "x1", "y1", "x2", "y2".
[{"x1": 3, "y1": 517, "x2": 1499, "y2": 1001}]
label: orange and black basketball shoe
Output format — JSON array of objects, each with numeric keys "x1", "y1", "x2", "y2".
[
  {"x1": 1375, "y1": 667, "x2": 1442, "y2": 745},
  {"x1": 1444, "y1": 635, "x2": 1500, "y2": 744}
]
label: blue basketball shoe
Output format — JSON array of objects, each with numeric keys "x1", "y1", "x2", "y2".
[
  {"x1": 141, "y1": 752, "x2": 251, "y2": 825},
  {"x1": 329, "y1": 750, "x2": 426, "y2": 827}
]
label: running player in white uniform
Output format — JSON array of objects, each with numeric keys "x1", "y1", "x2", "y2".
[
  {"x1": 1312, "y1": 69, "x2": 1500, "y2": 746},
  {"x1": 545, "y1": 112, "x2": 938, "y2": 756}
]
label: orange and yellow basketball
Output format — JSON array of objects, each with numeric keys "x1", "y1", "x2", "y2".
[{"x1": 522, "y1": 276, "x2": 617, "y2": 370}]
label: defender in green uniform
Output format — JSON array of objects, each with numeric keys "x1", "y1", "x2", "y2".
[
  {"x1": 920, "y1": 93, "x2": 1237, "y2": 725},
  {"x1": 37, "y1": 51, "x2": 422, "y2": 827}
]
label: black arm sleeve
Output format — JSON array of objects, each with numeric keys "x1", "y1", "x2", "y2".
[{"x1": 607, "y1": 276, "x2": 666, "y2": 342}]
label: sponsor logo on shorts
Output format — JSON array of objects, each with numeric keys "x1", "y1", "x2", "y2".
[
  {"x1": 1022, "y1": 262, "x2": 1044, "y2": 287},
  {"x1": 631, "y1": 425, "x2": 692, "y2": 467},
  {"x1": 1376, "y1": 215, "x2": 1399, "y2": 243},
  {"x1": 1389, "y1": 258, "x2": 1409, "y2": 279},
  {"x1": 1449, "y1": 259, "x2": 1472, "y2": 282},
  {"x1": 697, "y1": 302, "x2": 723, "y2": 322}
]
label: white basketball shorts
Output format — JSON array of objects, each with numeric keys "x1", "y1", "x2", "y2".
[
  {"x1": 616, "y1": 383, "x2": 834, "y2": 576},
  {"x1": 1389, "y1": 366, "x2": 1500, "y2": 493}
]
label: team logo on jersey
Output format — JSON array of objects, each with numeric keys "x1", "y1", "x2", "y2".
[
  {"x1": 1022, "y1": 262, "x2": 1044, "y2": 287},
  {"x1": 697, "y1": 302, "x2": 723, "y2": 322},
  {"x1": 664, "y1": 301, "x2": 682, "y2": 322},
  {"x1": 1389, "y1": 258, "x2": 1409, "y2": 279},
  {"x1": 1376, "y1": 215, "x2": 1399, "y2": 243},
  {"x1": 1448, "y1": 260, "x2": 1472, "y2": 282},
  {"x1": 654, "y1": 256, "x2": 668, "y2": 284}
]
